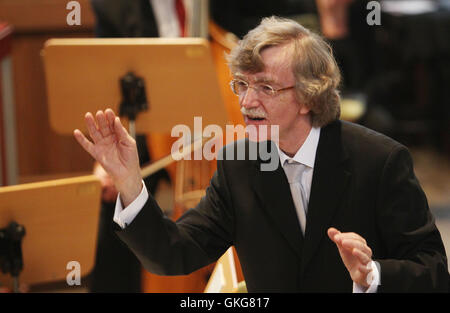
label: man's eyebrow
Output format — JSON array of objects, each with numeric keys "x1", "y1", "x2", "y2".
[
  {"x1": 254, "y1": 77, "x2": 276, "y2": 84},
  {"x1": 233, "y1": 73, "x2": 277, "y2": 84},
  {"x1": 233, "y1": 73, "x2": 247, "y2": 80}
]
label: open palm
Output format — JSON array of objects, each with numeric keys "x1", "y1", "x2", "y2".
[{"x1": 74, "y1": 109, "x2": 142, "y2": 203}]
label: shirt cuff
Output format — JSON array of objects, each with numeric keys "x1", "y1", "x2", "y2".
[
  {"x1": 353, "y1": 261, "x2": 380, "y2": 293},
  {"x1": 113, "y1": 180, "x2": 149, "y2": 229}
]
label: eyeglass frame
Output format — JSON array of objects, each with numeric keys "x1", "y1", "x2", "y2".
[{"x1": 229, "y1": 79, "x2": 296, "y2": 97}]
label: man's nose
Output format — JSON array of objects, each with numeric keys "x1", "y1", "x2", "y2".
[{"x1": 240, "y1": 86, "x2": 260, "y2": 108}]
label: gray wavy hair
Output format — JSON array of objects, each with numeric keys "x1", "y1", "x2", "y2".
[{"x1": 227, "y1": 16, "x2": 341, "y2": 127}]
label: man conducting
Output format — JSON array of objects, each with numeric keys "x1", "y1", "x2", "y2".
[{"x1": 73, "y1": 17, "x2": 448, "y2": 292}]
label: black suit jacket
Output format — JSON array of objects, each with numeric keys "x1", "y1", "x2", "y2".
[{"x1": 115, "y1": 120, "x2": 448, "y2": 292}]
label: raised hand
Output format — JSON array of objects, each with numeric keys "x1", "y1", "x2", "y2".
[
  {"x1": 327, "y1": 227, "x2": 373, "y2": 288},
  {"x1": 73, "y1": 109, "x2": 142, "y2": 207}
]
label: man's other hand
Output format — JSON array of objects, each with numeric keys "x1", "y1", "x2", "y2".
[{"x1": 328, "y1": 227, "x2": 373, "y2": 288}]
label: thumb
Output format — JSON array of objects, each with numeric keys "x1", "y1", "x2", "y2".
[{"x1": 327, "y1": 227, "x2": 341, "y2": 243}]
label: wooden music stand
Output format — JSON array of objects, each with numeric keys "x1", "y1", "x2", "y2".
[
  {"x1": 204, "y1": 247, "x2": 238, "y2": 293},
  {"x1": 40, "y1": 38, "x2": 233, "y2": 294},
  {"x1": 0, "y1": 175, "x2": 101, "y2": 291},
  {"x1": 41, "y1": 38, "x2": 229, "y2": 136}
]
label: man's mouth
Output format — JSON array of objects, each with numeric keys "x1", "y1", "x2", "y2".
[
  {"x1": 248, "y1": 117, "x2": 265, "y2": 121},
  {"x1": 245, "y1": 115, "x2": 266, "y2": 122},
  {"x1": 241, "y1": 107, "x2": 267, "y2": 123}
]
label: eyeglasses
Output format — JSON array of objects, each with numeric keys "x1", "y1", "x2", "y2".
[{"x1": 230, "y1": 79, "x2": 295, "y2": 97}]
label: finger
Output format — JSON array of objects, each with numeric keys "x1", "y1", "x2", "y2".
[
  {"x1": 114, "y1": 117, "x2": 128, "y2": 142},
  {"x1": 73, "y1": 129, "x2": 96, "y2": 158},
  {"x1": 334, "y1": 232, "x2": 367, "y2": 245},
  {"x1": 327, "y1": 227, "x2": 341, "y2": 243},
  {"x1": 105, "y1": 108, "x2": 116, "y2": 134},
  {"x1": 96, "y1": 110, "x2": 111, "y2": 137},
  {"x1": 358, "y1": 261, "x2": 373, "y2": 274},
  {"x1": 352, "y1": 248, "x2": 372, "y2": 265},
  {"x1": 341, "y1": 239, "x2": 372, "y2": 257},
  {"x1": 85, "y1": 112, "x2": 103, "y2": 143},
  {"x1": 114, "y1": 117, "x2": 135, "y2": 148}
]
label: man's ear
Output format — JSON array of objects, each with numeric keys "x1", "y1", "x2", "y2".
[
  {"x1": 298, "y1": 102, "x2": 311, "y2": 115},
  {"x1": 294, "y1": 91, "x2": 310, "y2": 115}
]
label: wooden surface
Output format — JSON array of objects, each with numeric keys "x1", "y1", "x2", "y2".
[
  {"x1": 204, "y1": 247, "x2": 238, "y2": 293},
  {"x1": 12, "y1": 33, "x2": 96, "y2": 178},
  {"x1": 0, "y1": 23, "x2": 13, "y2": 186},
  {"x1": 209, "y1": 21, "x2": 243, "y2": 126},
  {"x1": 0, "y1": 2, "x2": 247, "y2": 291},
  {"x1": 0, "y1": 0, "x2": 95, "y2": 32},
  {"x1": 42, "y1": 38, "x2": 229, "y2": 135},
  {"x1": 0, "y1": 175, "x2": 101, "y2": 286},
  {"x1": 0, "y1": 0, "x2": 96, "y2": 180}
]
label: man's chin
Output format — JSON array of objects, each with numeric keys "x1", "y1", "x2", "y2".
[
  {"x1": 242, "y1": 117, "x2": 279, "y2": 143},
  {"x1": 247, "y1": 136, "x2": 271, "y2": 143},
  {"x1": 246, "y1": 125, "x2": 274, "y2": 143}
]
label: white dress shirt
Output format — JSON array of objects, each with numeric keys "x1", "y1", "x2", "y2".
[
  {"x1": 113, "y1": 126, "x2": 379, "y2": 292},
  {"x1": 277, "y1": 127, "x2": 321, "y2": 221}
]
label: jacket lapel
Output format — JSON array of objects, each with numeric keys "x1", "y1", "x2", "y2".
[
  {"x1": 300, "y1": 121, "x2": 351, "y2": 275},
  {"x1": 251, "y1": 141, "x2": 304, "y2": 260},
  {"x1": 248, "y1": 121, "x2": 351, "y2": 269}
]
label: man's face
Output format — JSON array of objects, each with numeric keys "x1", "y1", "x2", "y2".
[{"x1": 235, "y1": 44, "x2": 309, "y2": 142}]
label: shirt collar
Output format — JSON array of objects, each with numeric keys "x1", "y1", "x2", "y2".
[{"x1": 277, "y1": 127, "x2": 321, "y2": 168}]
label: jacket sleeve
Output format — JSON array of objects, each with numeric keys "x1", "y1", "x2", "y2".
[
  {"x1": 375, "y1": 145, "x2": 449, "y2": 292},
  {"x1": 114, "y1": 159, "x2": 235, "y2": 276}
]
